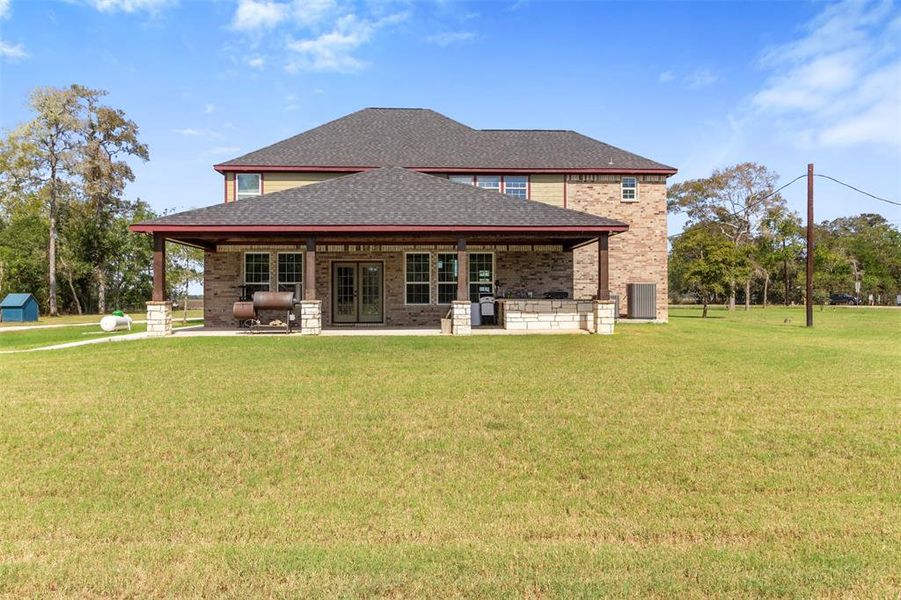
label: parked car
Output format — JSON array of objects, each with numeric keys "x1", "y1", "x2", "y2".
[{"x1": 829, "y1": 293, "x2": 859, "y2": 305}]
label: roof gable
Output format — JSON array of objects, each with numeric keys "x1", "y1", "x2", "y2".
[
  {"x1": 135, "y1": 167, "x2": 627, "y2": 231},
  {"x1": 0, "y1": 293, "x2": 36, "y2": 308},
  {"x1": 216, "y1": 108, "x2": 675, "y2": 173}
]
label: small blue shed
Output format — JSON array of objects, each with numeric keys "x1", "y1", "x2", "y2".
[{"x1": 0, "y1": 293, "x2": 39, "y2": 322}]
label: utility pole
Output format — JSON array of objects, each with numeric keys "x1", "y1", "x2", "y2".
[{"x1": 806, "y1": 163, "x2": 814, "y2": 327}]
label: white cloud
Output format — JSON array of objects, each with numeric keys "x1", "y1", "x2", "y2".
[
  {"x1": 229, "y1": 1, "x2": 406, "y2": 73},
  {"x1": 0, "y1": 0, "x2": 10, "y2": 19},
  {"x1": 426, "y1": 31, "x2": 475, "y2": 46},
  {"x1": 172, "y1": 128, "x2": 203, "y2": 136},
  {"x1": 231, "y1": 0, "x2": 288, "y2": 31},
  {"x1": 89, "y1": 0, "x2": 175, "y2": 13},
  {"x1": 684, "y1": 68, "x2": 717, "y2": 89},
  {"x1": 286, "y1": 12, "x2": 405, "y2": 73},
  {"x1": 751, "y1": 0, "x2": 901, "y2": 150},
  {"x1": 293, "y1": 0, "x2": 336, "y2": 27},
  {"x1": 0, "y1": 39, "x2": 27, "y2": 60},
  {"x1": 658, "y1": 70, "x2": 675, "y2": 83},
  {"x1": 203, "y1": 103, "x2": 217, "y2": 114}
]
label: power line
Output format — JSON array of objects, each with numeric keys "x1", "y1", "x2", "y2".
[
  {"x1": 814, "y1": 173, "x2": 901, "y2": 207},
  {"x1": 668, "y1": 173, "x2": 807, "y2": 240},
  {"x1": 668, "y1": 170, "x2": 900, "y2": 240}
]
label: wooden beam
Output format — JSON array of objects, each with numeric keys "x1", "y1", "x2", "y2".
[
  {"x1": 456, "y1": 237, "x2": 468, "y2": 302},
  {"x1": 152, "y1": 233, "x2": 166, "y2": 302},
  {"x1": 597, "y1": 233, "x2": 609, "y2": 301},
  {"x1": 304, "y1": 237, "x2": 316, "y2": 300}
]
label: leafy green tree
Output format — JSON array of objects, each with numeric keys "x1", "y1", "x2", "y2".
[
  {"x1": 670, "y1": 225, "x2": 742, "y2": 317},
  {"x1": 669, "y1": 163, "x2": 786, "y2": 310},
  {"x1": 77, "y1": 93, "x2": 149, "y2": 312},
  {"x1": 0, "y1": 84, "x2": 150, "y2": 315},
  {"x1": 167, "y1": 243, "x2": 204, "y2": 322},
  {"x1": 756, "y1": 208, "x2": 804, "y2": 307},
  {"x1": 0, "y1": 198, "x2": 48, "y2": 306},
  {"x1": 0, "y1": 85, "x2": 93, "y2": 315},
  {"x1": 105, "y1": 201, "x2": 156, "y2": 310},
  {"x1": 816, "y1": 214, "x2": 900, "y2": 303}
]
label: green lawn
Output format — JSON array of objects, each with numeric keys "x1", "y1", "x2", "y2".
[
  {"x1": 0, "y1": 319, "x2": 200, "y2": 351},
  {"x1": 0, "y1": 309, "x2": 203, "y2": 328},
  {"x1": 0, "y1": 306, "x2": 898, "y2": 597}
]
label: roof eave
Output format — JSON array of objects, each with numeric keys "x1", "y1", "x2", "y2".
[
  {"x1": 129, "y1": 224, "x2": 629, "y2": 234},
  {"x1": 212, "y1": 164, "x2": 678, "y2": 176}
]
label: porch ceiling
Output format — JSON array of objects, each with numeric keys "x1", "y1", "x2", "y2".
[{"x1": 152, "y1": 230, "x2": 611, "y2": 252}]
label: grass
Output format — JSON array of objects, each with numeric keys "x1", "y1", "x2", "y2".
[
  {"x1": 0, "y1": 318, "x2": 200, "y2": 351},
  {"x1": 0, "y1": 306, "x2": 898, "y2": 597},
  {"x1": 0, "y1": 309, "x2": 203, "y2": 328}
]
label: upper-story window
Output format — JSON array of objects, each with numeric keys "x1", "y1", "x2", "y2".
[
  {"x1": 503, "y1": 176, "x2": 527, "y2": 199},
  {"x1": 476, "y1": 175, "x2": 501, "y2": 192},
  {"x1": 237, "y1": 173, "x2": 262, "y2": 199},
  {"x1": 447, "y1": 174, "x2": 529, "y2": 199},
  {"x1": 621, "y1": 177, "x2": 638, "y2": 202}
]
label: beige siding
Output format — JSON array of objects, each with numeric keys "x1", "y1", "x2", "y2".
[
  {"x1": 262, "y1": 172, "x2": 343, "y2": 194},
  {"x1": 529, "y1": 174, "x2": 565, "y2": 207},
  {"x1": 224, "y1": 172, "x2": 235, "y2": 203},
  {"x1": 223, "y1": 171, "x2": 345, "y2": 202}
]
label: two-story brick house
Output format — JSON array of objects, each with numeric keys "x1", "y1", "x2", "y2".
[{"x1": 132, "y1": 108, "x2": 676, "y2": 335}]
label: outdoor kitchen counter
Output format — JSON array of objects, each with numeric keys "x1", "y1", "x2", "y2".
[{"x1": 497, "y1": 299, "x2": 595, "y2": 331}]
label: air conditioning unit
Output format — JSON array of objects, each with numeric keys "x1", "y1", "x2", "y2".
[{"x1": 627, "y1": 283, "x2": 656, "y2": 319}]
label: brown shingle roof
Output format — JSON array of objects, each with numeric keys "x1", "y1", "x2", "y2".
[
  {"x1": 215, "y1": 108, "x2": 676, "y2": 172},
  {"x1": 134, "y1": 167, "x2": 627, "y2": 231}
]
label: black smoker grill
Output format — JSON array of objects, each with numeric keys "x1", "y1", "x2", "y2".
[{"x1": 233, "y1": 291, "x2": 297, "y2": 334}]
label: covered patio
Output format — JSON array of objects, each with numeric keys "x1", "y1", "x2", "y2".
[{"x1": 131, "y1": 168, "x2": 624, "y2": 336}]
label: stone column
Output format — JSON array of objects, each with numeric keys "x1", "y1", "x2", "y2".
[
  {"x1": 304, "y1": 237, "x2": 316, "y2": 301},
  {"x1": 451, "y1": 300, "x2": 471, "y2": 336},
  {"x1": 299, "y1": 300, "x2": 322, "y2": 335},
  {"x1": 152, "y1": 233, "x2": 166, "y2": 302},
  {"x1": 146, "y1": 301, "x2": 172, "y2": 337},
  {"x1": 593, "y1": 300, "x2": 615, "y2": 335},
  {"x1": 456, "y1": 237, "x2": 468, "y2": 301},
  {"x1": 597, "y1": 232, "x2": 610, "y2": 301}
]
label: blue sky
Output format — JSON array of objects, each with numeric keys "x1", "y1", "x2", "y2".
[{"x1": 1, "y1": 0, "x2": 899, "y2": 231}]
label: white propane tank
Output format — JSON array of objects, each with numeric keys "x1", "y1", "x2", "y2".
[{"x1": 100, "y1": 315, "x2": 132, "y2": 332}]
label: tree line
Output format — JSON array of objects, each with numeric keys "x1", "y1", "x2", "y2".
[
  {"x1": 668, "y1": 163, "x2": 900, "y2": 316},
  {"x1": 0, "y1": 84, "x2": 201, "y2": 316}
]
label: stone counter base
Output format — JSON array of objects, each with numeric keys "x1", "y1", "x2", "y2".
[{"x1": 499, "y1": 299, "x2": 615, "y2": 334}]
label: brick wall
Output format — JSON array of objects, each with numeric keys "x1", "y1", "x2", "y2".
[
  {"x1": 204, "y1": 251, "x2": 241, "y2": 328},
  {"x1": 203, "y1": 247, "x2": 579, "y2": 328},
  {"x1": 566, "y1": 175, "x2": 669, "y2": 321}
]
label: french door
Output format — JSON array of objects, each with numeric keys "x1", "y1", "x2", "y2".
[{"x1": 332, "y1": 262, "x2": 384, "y2": 324}]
